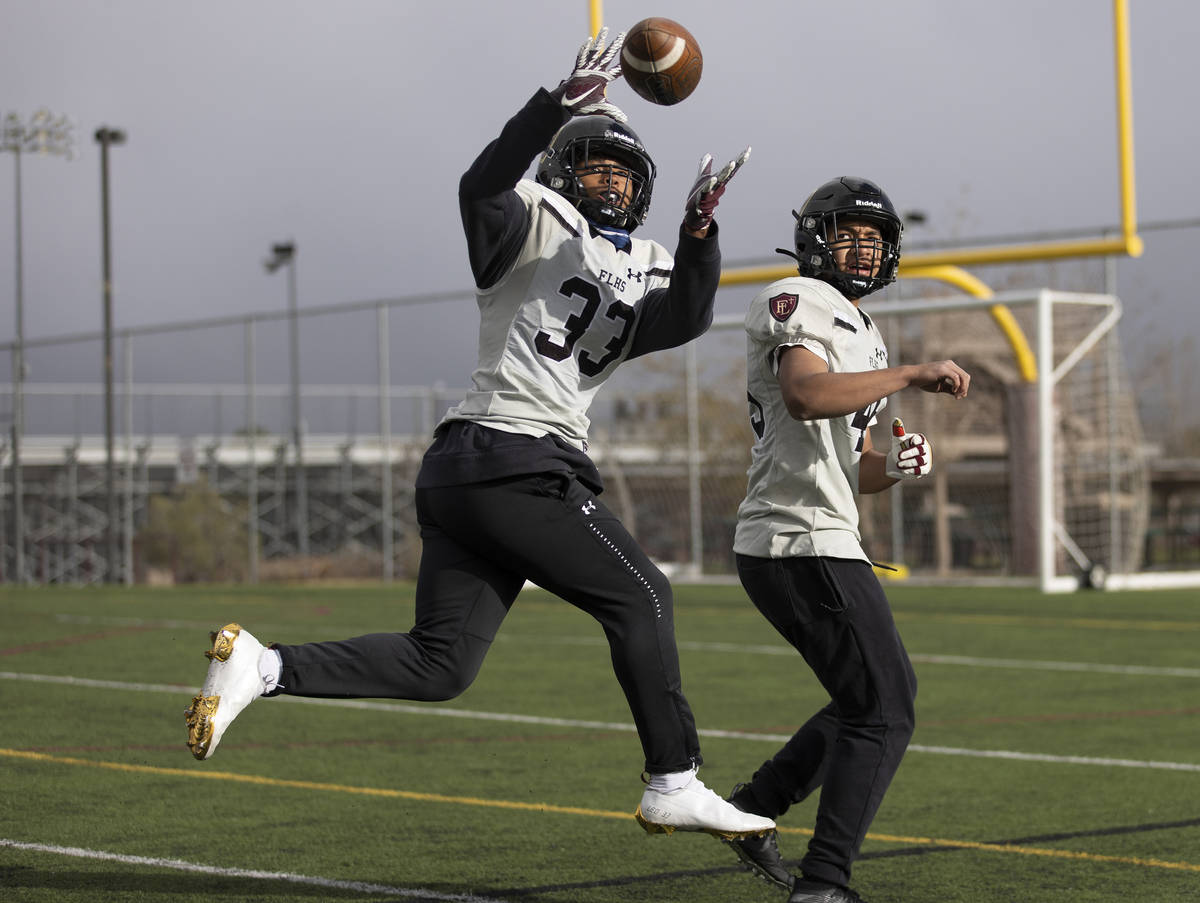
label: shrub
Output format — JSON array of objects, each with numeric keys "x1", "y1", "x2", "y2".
[{"x1": 136, "y1": 480, "x2": 250, "y2": 583}]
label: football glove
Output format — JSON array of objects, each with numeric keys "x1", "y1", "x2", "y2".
[
  {"x1": 886, "y1": 418, "x2": 932, "y2": 480},
  {"x1": 682, "y1": 147, "x2": 751, "y2": 234},
  {"x1": 551, "y1": 27, "x2": 627, "y2": 122}
]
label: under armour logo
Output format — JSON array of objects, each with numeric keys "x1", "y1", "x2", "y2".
[
  {"x1": 626, "y1": 268, "x2": 643, "y2": 283},
  {"x1": 581, "y1": 500, "x2": 597, "y2": 515}
]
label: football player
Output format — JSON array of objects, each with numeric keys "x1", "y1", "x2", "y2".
[
  {"x1": 185, "y1": 28, "x2": 770, "y2": 842},
  {"x1": 721, "y1": 178, "x2": 971, "y2": 903}
]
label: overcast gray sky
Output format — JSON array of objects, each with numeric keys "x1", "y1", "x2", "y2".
[{"x1": 1, "y1": 0, "x2": 1196, "y2": 433}]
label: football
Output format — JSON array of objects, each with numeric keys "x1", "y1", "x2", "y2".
[{"x1": 620, "y1": 18, "x2": 703, "y2": 106}]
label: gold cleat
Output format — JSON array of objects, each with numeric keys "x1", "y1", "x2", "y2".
[
  {"x1": 635, "y1": 805, "x2": 676, "y2": 835},
  {"x1": 184, "y1": 694, "x2": 219, "y2": 759},
  {"x1": 183, "y1": 622, "x2": 266, "y2": 761},
  {"x1": 636, "y1": 803, "x2": 771, "y2": 840},
  {"x1": 205, "y1": 623, "x2": 243, "y2": 663},
  {"x1": 635, "y1": 779, "x2": 776, "y2": 839}
]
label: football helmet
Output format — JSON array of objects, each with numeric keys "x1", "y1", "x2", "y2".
[
  {"x1": 536, "y1": 116, "x2": 656, "y2": 231},
  {"x1": 778, "y1": 176, "x2": 902, "y2": 299}
]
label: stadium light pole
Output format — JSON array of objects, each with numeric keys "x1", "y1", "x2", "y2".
[
  {"x1": 264, "y1": 241, "x2": 308, "y2": 558},
  {"x1": 2, "y1": 110, "x2": 75, "y2": 584},
  {"x1": 95, "y1": 125, "x2": 125, "y2": 583}
]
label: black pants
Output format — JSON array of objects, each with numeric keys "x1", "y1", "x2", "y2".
[
  {"x1": 733, "y1": 555, "x2": 917, "y2": 888},
  {"x1": 273, "y1": 472, "x2": 701, "y2": 774}
]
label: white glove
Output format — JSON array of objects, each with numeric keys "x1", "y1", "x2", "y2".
[
  {"x1": 551, "y1": 27, "x2": 628, "y2": 122},
  {"x1": 885, "y1": 418, "x2": 932, "y2": 480}
]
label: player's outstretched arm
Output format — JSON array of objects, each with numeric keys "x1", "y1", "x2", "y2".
[
  {"x1": 682, "y1": 147, "x2": 751, "y2": 238},
  {"x1": 550, "y1": 27, "x2": 628, "y2": 122},
  {"x1": 779, "y1": 350, "x2": 971, "y2": 421}
]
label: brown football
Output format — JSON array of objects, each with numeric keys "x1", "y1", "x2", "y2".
[{"x1": 620, "y1": 18, "x2": 703, "y2": 106}]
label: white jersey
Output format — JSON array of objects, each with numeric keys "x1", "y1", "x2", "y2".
[
  {"x1": 442, "y1": 179, "x2": 673, "y2": 449},
  {"x1": 734, "y1": 275, "x2": 889, "y2": 561}
]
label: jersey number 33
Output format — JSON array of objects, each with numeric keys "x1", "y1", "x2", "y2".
[{"x1": 535, "y1": 276, "x2": 636, "y2": 377}]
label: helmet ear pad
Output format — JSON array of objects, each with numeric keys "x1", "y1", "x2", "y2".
[{"x1": 792, "y1": 211, "x2": 835, "y2": 277}]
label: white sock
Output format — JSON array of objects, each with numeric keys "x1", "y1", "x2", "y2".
[
  {"x1": 258, "y1": 647, "x2": 283, "y2": 694},
  {"x1": 647, "y1": 766, "x2": 696, "y2": 793}
]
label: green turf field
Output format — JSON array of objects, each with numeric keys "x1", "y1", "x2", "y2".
[{"x1": 2, "y1": 582, "x2": 1198, "y2": 902}]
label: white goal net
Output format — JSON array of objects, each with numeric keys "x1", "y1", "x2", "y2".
[{"x1": 593, "y1": 289, "x2": 1180, "y2": 591}]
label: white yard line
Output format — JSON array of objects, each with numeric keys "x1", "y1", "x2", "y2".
[
  {"x1": 513, "y1": 634, "x2": 1200, "y2": 679},
  {"x1": 0, "y1": 838, "x2": 506, "y2": 901},
  {"x1": 906, "y1": 653, "x2": 1200, "y2": 678},
  {"x1": 3, "y1": 669, "x2": 1198, "y2": 773},
  {"x1": 678, "y1": 641, "x2": 1200, "y2": 679},
  {"x1": 904, "y1": 746, "x2": 1200, "y2": 772},
  {"x1": 41, "y1": 614, "x2": 1200, "y2": 678}
]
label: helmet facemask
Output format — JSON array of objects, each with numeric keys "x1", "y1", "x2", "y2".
[
  {"x1": 537, "y1": 117, "x2": 656, "y2": 231},
  {"x1": 798, "y1": 209, "x2": 901, "y2": 299},
  {"x1": 567, "y1": 149, "x2": 651, "y2": 230}
]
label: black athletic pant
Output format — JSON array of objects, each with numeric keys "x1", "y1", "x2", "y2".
[
  {"x1": 273, "y1": 471, "x2": 702, "y2": 774},
  {"x1": 733, "y1": 555, "x2": 917, "y2": 888}
]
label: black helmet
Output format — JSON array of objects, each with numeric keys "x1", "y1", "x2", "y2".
[
  {"x1": 535, "y1": 116, "x2": 656, "y2": 231},
  {"x1": 778, "y1": 176, "x2": 902, "y2": 299}
]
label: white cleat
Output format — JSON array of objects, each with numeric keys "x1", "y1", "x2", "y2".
[
  {"x1": 184, "y1": 623, "x2": 267, "y2": 760},
  {"x1": 635, "y1": 776, "x2": 776, "y2": 840}
]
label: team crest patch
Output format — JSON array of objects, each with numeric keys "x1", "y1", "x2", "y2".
[{"x1": 769, "y1": 292, "x2": 798, "y2": 322}]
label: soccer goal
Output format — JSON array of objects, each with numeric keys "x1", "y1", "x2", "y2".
[
  {"x1": 851, "y1": 289, "x2": 1139, "y2": 591},
  {"x1": 580, "y1": 287, "x2": 1199, "y2": 591},
  {"x1": 683, "y1": 289, "x2": 1194, "y2": 592}
]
